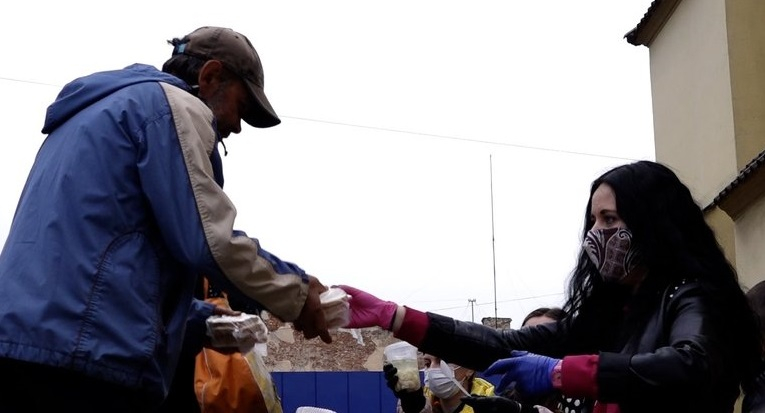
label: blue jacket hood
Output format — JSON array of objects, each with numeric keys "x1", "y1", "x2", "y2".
[{"x1": 42, "y1": 63, "x2": 190, "y2": 134}]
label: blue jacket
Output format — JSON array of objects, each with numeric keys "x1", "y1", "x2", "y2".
[{"x1": 0, "y1": 64, "x2": 309, "y2": 404}]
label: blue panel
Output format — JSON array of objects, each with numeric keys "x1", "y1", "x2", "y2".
[
  {"x1": 316, "y1": 372, "x2": 349, "y2": 413},
  {"x1": 280, "y1": 371, "x2": 317, "y2": 413},
  {"x1": 272, "y1": 372, "x2": 284, "y2": 400},
  {"x1": 275, "y1": 371, "x2": 439, "y2": 413},
  {"x1": 349, "y1": 371, "x2": 386, "y2": 412}
]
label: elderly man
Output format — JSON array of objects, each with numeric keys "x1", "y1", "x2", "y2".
[{"x1": 0, "y1": 26, "x2": 330, "y2": 412}]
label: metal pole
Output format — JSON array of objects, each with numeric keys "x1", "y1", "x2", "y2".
[
  {"x1": 468, "y1": 298, "x2": 476, "y2": 322},
  {"x1": 489, "y1": 155, "x2": 498, "y2": 328}
]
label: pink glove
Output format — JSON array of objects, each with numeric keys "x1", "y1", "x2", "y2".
[{"x1": 336, "y1": 285, "x2": 399, "y2": 330}]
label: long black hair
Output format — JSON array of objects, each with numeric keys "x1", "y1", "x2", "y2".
[{"x1": 561, "y1": 161, "x2": 760, "y2": 369}]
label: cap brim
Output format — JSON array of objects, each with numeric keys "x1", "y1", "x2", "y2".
[{"x1": 243, "y1": 81, "x2": 281, "y2": 128}]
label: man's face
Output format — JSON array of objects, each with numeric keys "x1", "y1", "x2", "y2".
[{"x1": 204, "y1": 73, "x2": 251, "y2": 138}]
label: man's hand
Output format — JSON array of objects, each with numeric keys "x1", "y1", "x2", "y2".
[
  {"x1": 293, "y1": 275, "x2": 332, "y2": 343},
  {"x1": 212, "y1": 305, "x2": 240, "y2": 317}
]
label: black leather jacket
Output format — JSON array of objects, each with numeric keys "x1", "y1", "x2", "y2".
[
  {"x1": 416, "y1": 279, "x2": 746, "y2": 413},
  {"x1": 743, "y1": 363, "x2": 765, "y2": 413}
]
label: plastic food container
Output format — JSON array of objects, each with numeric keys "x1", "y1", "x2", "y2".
[
  {"x1": 383, "y1": 341, "x2": 421, "y2": 391},
  {"x1": 320, "y1": 287, "x2": 351, "y2": 329}
]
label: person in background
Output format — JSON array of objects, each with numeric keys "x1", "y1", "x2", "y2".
[
  {"x1": 521, "y1": 307, "x2": 589, "y2": 413},
  {"x1": 390, "y1": 308, "x2": 564, "y2": 413},
  {"x1": 519, "y1": 307, "x2": 576, "y2": 413},
  {"x1": 340, "y1": 160, "x2": 762, "y2": 412},
  {"x1": 0, "y1": 26, "x2": 332, "y2": 413},
  {"x1": 462, "y1": 307, "x2": 577, "y2": 413},
  {"x1": 521, "y1": 308, "x2": 566, "y2": 328},
  {"x1": 386, "y1": 352, "x2": 495, "y2": 413},
  {"x1": 743, "y1": 280, "x2": 765, "y2": 413}
]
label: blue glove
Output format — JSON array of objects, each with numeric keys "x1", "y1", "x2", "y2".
[{"x1": 483, "y1": 350, "x2": 560, "y2": 396}]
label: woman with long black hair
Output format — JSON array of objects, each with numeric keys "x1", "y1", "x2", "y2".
[{"x1": 339, "y1": 161, "x2": 761, "y2": 413}]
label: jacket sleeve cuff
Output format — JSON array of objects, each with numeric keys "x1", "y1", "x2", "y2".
[
  {"x1": 561, "y1": 354, "x2": 600, "y2": 398},
  {"x1": 393, "y1": 306, "x2": 429, "y2": 346},
  {"x1": 184, "y1": 299, "x2": 217, "y2": 353},
  {"x1": 189, "y1": 299, "x2": 216, "y2": 326}
]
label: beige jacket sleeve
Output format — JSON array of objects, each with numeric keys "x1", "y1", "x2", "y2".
[{"x1": 161, "y1": 83, "x2": 308, "y2": 321}]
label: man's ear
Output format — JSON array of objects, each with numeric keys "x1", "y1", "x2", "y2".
[{"x1": 197, "y1": 60, "x2": 225, "y2": 99}]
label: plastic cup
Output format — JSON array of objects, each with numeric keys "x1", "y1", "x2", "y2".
[{"x1": 383, "y1": 341, "x2": 421, "y2": 391}]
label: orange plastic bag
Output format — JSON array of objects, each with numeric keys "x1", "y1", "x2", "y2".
[{"x1": 194, "y1": 284, "x2": 282, "y2": 413}]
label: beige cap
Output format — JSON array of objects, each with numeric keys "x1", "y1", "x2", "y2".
[{"x1": 172, "y1": 26, "x2": 280, "y2": 128}]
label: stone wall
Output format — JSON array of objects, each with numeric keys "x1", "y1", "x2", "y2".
[
  {"x1": 480, "y1": 317, "x2": 513, "y2": 330},
  {"x1": 261, "y1": 313, "x2": 398, "y2": 372},
  {"x1": 260, "y1": 313, "x2": 513, "y2": 372}
]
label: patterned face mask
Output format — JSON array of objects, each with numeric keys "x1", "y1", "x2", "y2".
[{"x1": 582, "y1": 227, "x2": 641, "y2": 283}]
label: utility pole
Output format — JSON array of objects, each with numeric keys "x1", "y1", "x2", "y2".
[
  {"x1": 489, "y1": 155, "x2": 498, "y2": 328},
  {"x1": 468, "y1": 298, "x2": 477, "y2": 322}
]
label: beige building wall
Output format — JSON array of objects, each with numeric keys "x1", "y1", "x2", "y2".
[
  {"x1": 704, "y1": 206, "x2": 736, "y2": 268},
  {"x1": 718, "y1": 0, "x2": 765, "y2": 289},
  {"x1": 639, "y1": 0, "x2": 765, "y2": 291},
  {"x1": 627, "y1": 2, "x2": 765, "y2": 409},
  {"x1": 647, "y1": 0, "x2": 738, "y2": 206},
  {"x1": 735, "y1": 195, "x2": 765, "y2": 289},
  {"x1": 726, "y1": 0, "x2": 765, "y2": 168},
  {"x1": 644, "y1": 0, "x2": 765, "y2": 183}
]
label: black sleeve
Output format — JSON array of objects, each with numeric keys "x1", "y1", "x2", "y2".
[{"x1": 418, "y1": 312, "x2": 568, "y2": 371}]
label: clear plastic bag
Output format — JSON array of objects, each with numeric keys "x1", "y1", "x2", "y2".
[
  {"x1": 206, "y1": 313, "x2": 269, "y2": 350},
  {"x1": 320, "y1": 287, "x2": 350, "y2": 329}
]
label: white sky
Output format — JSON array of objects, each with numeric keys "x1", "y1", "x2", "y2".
[{"x1": 0, "y1": 1, "x2": 655, "y2": 327}]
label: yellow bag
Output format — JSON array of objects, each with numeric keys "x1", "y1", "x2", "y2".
[{"x1": 194, "y1": 281, "x2": 283, "y2": 413}]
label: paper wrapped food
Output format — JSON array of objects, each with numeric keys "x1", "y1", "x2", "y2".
[
  {"x1": 206, "y1": 313, "x2": 269, "y2": 349},
  {"x1": 320, "y1": 287, "x2": 350, "y2": 329}
]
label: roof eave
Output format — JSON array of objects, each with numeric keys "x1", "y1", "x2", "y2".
[
  {"x1": 706, "y1": 150, "x2": 765, "y2": 219},
  {"x1": 625, "y1": 0, "x2": 684, "y2": 47}
]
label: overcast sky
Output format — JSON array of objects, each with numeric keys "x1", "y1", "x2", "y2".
[{"x1": 0, "y1": 1, "x2": 655, "y2": 327}]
